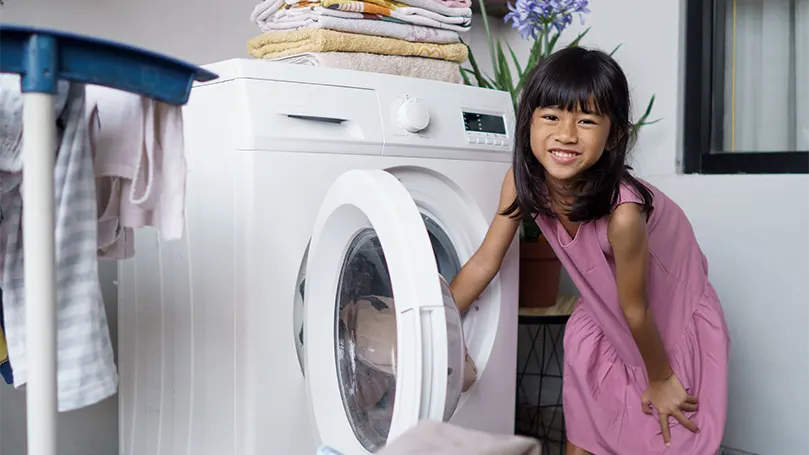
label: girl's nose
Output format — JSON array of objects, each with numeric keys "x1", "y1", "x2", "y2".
[{"x1": 553, "y1": 119, "x2": 578, "y2": 143}]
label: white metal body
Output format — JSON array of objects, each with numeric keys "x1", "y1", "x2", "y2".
[
  {"x1": 22, "y1": 92, "x2": 59, "y2": 455},
  {"x1": 117, "y1": 59, "x2": 518, "y2": 455}
]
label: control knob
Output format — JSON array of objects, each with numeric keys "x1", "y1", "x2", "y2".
[{"x1": 398, "y1": 99, "x2": 430, "y2": 133}]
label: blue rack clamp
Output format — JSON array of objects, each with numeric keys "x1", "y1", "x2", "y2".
[{"x1": 0, "y1": 24, "x2": 218, "y2": 101}]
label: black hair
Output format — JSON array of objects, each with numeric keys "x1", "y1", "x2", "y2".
[{"x1": 502, "y1": 46, "x2": 653, "y2": 223}]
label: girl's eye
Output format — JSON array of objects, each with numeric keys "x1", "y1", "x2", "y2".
[
  {"x1": 579, "y1": 119, "x2": 597, "y2": 125},
  {"x1": 542, "y1": 115, "x2": 558, "y2": 121}
]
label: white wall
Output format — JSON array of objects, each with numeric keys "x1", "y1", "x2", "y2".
[
  {"x1": 0, "y1": 0, "x2": 258, "y2": 65},
  {"x1": 490, "y1": 1, "x2": 809, "y2": 454},
  {"x1": 0, "y1": 1, "x2": 260, "y2": 454}
]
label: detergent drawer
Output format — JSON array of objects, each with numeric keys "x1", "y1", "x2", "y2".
[{"x1": 235, "y1": 79, "x2": 384, "y2": 155}]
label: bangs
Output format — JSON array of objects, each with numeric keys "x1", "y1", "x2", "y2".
[{"x1": 529, "y1": 51, "x2": 622, "y2": 118}]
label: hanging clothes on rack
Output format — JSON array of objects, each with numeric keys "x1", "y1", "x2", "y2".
[
  {"x1": 0, "y1": 76, "x2": 118, "y2": 412},
  {"x1": 85, "y1": 85, "x2": 187, "y2": 259}
]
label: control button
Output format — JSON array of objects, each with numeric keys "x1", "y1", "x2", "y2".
[
  {"x1": 485, "y1": 138, "x2": 494, "y2": 145},
  {"x1": 494, "y1": 139, "x2": 503, "y2": 146},
  {"x1": 467, "y1": 136, "x2": 475, "y2": 144}
]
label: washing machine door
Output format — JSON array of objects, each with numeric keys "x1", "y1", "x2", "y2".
[{"x1": 304, "y1": 169, "x2": 465, "y2": 454}]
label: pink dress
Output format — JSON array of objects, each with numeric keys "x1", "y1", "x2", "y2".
[{"x1": 534, "y1": 180, "x2": 730, "y2": 455}]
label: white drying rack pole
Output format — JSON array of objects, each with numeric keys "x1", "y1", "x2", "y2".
[{"x1": 0, "y1": 24, "x2": 217, "y2": 455}]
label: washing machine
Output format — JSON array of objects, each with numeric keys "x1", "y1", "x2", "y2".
[{"x1": 117, "y1": 58, "x2": 518, "y2": 455}]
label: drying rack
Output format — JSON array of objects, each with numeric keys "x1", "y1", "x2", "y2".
[{"x1": 0, "y1": 25, "x2": 218, "y2": 455}]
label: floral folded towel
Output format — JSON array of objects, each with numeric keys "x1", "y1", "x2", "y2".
[
  {"x1": 247, "y1": 29, "x2": 468, "y2": 63},
  {"x1": 258, "y1": 9, "x2": 461, "y2": 43},
  {"x1": 251, "y1": 0, "x2": 471, "y2": 28}
]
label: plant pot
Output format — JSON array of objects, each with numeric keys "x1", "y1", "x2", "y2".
[{"x1": 519, "y1": 238, "x2": 562, "y2": 308}]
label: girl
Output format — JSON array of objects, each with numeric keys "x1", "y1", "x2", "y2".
[{"x1": 450, "y1": 47, "x2": 730, "y2": 455}]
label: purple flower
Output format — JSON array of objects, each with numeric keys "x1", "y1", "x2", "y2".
[{"x1": 504, "y1": 0, "x2": 589, "y2": 40}]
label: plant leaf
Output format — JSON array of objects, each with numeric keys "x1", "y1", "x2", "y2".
[
  {"x1": 496, "y1": 39, "x2": 515, "y2": 96},
  {"x1": 547, "y1": 31, "x2": 562, "y2": 55},
  {"x1": 484, "y1": 73, "x2": 499, "y2": 89},
  {"x1": 476, "y1": 0, "x2": 498, "y2": 79},
  {"x1": 567, "y1": 26, "x2": 591, "y2": 48},
  {"x1": 517, "y1": 39, "x2": 543, "y2": 94},
  {"x1": 636, "y1": 94, "x2": 656, "y2": 123},
  {"x1": 461, "y1": 68, "x2": 492, "y2": 88},
  {"x1": 461, "y1": 38, "x2": 491, "y2": 89},
  {"x1": 460, "y1": 67, "x2": 472, "y2": 85},
  {"x1": 505, "y1": 41, "x2": 523, "y2": 79},
  {"x1": 609, "y1": 43, "x2": 623, "y2": 56},
  {"x1": 634, "y1": 95, "x2": 662, "y2": 129},
  {"x1": 525, "y1": 38, "x2": 543, "y2": 76}
]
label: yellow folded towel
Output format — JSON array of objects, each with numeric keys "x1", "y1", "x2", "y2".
[{"x1": 247, "y1": 28, "x2": 468, "y2": 63}]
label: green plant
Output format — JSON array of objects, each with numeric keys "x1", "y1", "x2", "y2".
[{"x1": 461, "y1": 0, "x2": 660, "y2": 242}]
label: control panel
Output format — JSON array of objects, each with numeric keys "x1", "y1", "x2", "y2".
[{"x1": 463, "y1": 111, "x2": 510, "y2": 149}]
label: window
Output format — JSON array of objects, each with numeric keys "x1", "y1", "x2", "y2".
[{"x1": 684, "y1": 0, "x2": 809, "y2": 174}]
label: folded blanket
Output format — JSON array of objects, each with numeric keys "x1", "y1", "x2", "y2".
[
  {"x1": 247, "y1": 29, "x2": 468, "y2": 63},
  {"x1": 272, "y1": 3, "x2": 470, "y2": 33},
  {"x1": 258, "y1": 10, "x2": 460, "y2": 43},
  {"x1": 274, "y1": 52, "x2": 462, "y2": 83},
  {"x1": 251, "y1": 0, "x2": 472, "y2": 30}
]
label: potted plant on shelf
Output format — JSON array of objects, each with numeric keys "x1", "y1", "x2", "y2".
[{"x1": 462, "y1": 0, "x2": 659, "y2": 308}]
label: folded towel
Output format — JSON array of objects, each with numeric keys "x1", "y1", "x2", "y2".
[
  {"x1": 321, "y1": 0, "x2": 472, "y2": 17},
  {"x1": 324, "y1": 0, "x2": 471, "y2": 28},
  {"x1": 275, "y1": 52, "x2": 461, "y2": 83},
  {"x1": 378, "y1": 421, "x2": 542, "y2": 455},
  {"x1": 273, "y1": 3, "x2": 470, "y2": 33},
  {"x1": 248, "y1": 29, "x2": 468, "y2": 63},
  {"x1": 251, "y1": 0, "x2": 471, "y2": 27},
  {"x1": 258, "y1": 11, "x2": 460, "y2": 43},
  {"x1": 433, "y1": 0, "x2": 470, "y2": 7}
]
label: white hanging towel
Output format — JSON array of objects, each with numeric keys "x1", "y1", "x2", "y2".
[
  {"x1": 0, "y1": 78, "x2": 118, "y2": 411},
  {"x1": 85, "y1": 85, "x2": 187, "y2": 259}
]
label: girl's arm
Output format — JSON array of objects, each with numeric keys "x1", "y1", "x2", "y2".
[
  {"x1": 609, "y1": 202, "x2": 699, "y2": 444},
  {"x1": 608, "y1": 203, "x2": 672, "y2": 381},
  {"x1": 450, "y1": 168, "x2": 520, "y2": 313}
]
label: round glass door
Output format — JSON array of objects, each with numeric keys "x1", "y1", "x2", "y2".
[
  {"x1": 303, "y1": 169, "x2": 464, "y2": 453},
  {"x1": 293, "y1": 215, "x2": 463, "y2": 383},
  {"x1": 334, "y1": 229, "x2": 396, "y2": 452}
]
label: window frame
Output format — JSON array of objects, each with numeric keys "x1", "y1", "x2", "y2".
[{"x1": 683, "y1": 0, "x2": 809, "y2": 174}]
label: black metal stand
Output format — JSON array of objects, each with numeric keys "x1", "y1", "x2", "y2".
[{"x1": 515, "y1": 312, "x2": 571, "y2": 455}]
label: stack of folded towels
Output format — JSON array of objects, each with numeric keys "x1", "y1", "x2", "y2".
[{"x1": 248, "y1": 0, "x2": 472, "y2": 83}]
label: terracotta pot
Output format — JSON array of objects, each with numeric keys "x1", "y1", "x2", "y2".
[{"x1": 519, "y1": 238, "x2": 562, "y2": 308}]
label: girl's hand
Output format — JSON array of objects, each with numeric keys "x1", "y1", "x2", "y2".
[{"x1": 641, "y1": 374, "x2": 699, "y2": 446}]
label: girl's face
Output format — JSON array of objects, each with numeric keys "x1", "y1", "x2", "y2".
[{"x1": 530, "y1": 106, "x2": 612, "y2": 183}]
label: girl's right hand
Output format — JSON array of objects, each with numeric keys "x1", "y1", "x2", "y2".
[
  {"x1": 449, "y1": 168, "x2": 520, "y2": 313},
  {"x1": 641, "y1": 374, "x2": 699, "y2": 447}
]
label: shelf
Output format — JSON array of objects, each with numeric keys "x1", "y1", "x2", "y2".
[{"x1": 518, "y1": 295, "x2": 578, "y2": 324}]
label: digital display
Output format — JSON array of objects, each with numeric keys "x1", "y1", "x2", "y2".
[{"x1": 463, "y1": 112, "x2": 506, "y2": 135}]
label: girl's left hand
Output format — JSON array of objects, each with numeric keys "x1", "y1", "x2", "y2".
[{"x1": 641, "y1": 374, "x2": 699, "y2": 447}]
